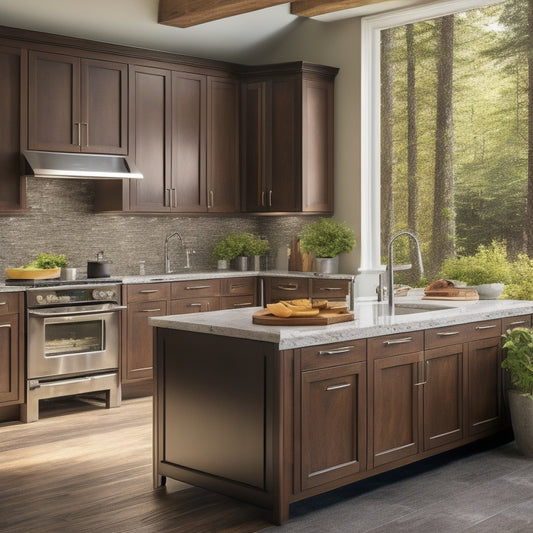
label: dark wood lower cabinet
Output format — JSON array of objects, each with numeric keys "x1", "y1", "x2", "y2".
[{"x1": 153, "y1": 315, "x2": 518, "y2": 525}]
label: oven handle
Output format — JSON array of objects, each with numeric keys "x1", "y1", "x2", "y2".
[{"x1": 28, "y1": 305, "x2": 127, "y2": 318}]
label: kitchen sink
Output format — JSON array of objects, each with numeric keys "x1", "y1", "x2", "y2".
[{"x1": 393, "y1": 303, "x2": 454, "y2": 315}]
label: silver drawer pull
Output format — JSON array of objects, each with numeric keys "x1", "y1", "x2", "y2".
[
  {"x1": 318, "y1": 346, "x2": 355, "y2": 356},
  {"x1": 140, "y1": 289, "x2": 159, "y2": 294},
  {"x1": 326, "y1": 383, "x2": 351, "y2": 391},
  {"x1": 319, "y1": 287, "x2": 343, "y2": 291},
  {"x1": 383, "y1": 337, "x2": 413, "y2": 345},
  {"x1": 507, "y1": 320, "x2": 526, "y2": 326},
  {"x1": 188, "y1": 303, "x2": 203, "y2": 307},
  {"x1": 277, "y1": 284, "x2": 298, "y2": 291},
  {"x1": 0, "y1": 301, "x2": 7, "y2": 306},
  {"x1": 233, "y1": 302, "x2": 253, "y2": 307},
  {"x1": 475, "y1": 324, "x2": 497, "y2": 330},
  {"x1": 230, "y1": 284, "x2": 246, "y2": 289},
  {"x1": 0, "y1": 324, "x2": 11, "y2": 328},
  {"x1": 185, "y1": 285, "x2": 211, "y2": 290},
  {"x1": 141, "y1": 308, "x2": 161, "y2": 313},
  {"x1": 437, "y1": 331, "x2": 460, "y2": 336}
]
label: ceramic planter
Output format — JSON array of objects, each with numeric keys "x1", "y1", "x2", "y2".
[
  {"x1": 474, "y1": 283, "x2": 504, "y2": 299},
  {"x1": 217, "y1": 259, "x2": 230, "y2": 270},
  {"x1": 234, "y1": 256, "x2": 248, "y2": 272},
  {"x1": 508, "y1": 389, "x2": 533, "y2": 457}
]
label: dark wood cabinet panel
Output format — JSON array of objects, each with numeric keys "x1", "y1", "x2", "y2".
[
  {"x1": 264, "y1": 276, "x2": 310, "y2": 302},
  {"x1": 301, "y1": 361, "x2": 366, "y2": 490},
  {"x1": 128, "y1": 65, "x2": 171, "y2": 212},
  {"x1": 241, "y1": 63, "x2": 337, "y2": 214},
  {"x1": 206, "y1": 76, "x2": 240, "y2": 213},
  {"x1": 28, "y1": 51, "x2": 127, "y2": 154},
  {"x1": 0, "y1": 44, "x2": 25, "y2": 211},
  {"x1": 0, "y1": 293, "x2": 23, "y2": 405},
  {"x1": 171, "y1": 71, "x2": 206, "y2": 212}
]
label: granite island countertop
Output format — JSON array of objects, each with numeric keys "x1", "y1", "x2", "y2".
[{"x1": 149, "y1": 289, "x2": 533, "y2": 350}]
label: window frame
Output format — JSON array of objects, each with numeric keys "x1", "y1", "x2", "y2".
[{"x1": 359, "y1": 0, "x2": 505, "y2": 274}]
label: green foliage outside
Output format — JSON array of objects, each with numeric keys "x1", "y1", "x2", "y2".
[
  {"x1": 502, "y1": 327, "x2": 533, "y2": 395},
  {"x1": 212, "y1": 233, "x2": 270, "y2": 261},
  {"x1": 502, "y1": 254, "x2": 533, "y2": 300},
  {"x1": 299, "y1": 218, "x2": 356, "y2": 258},
  {"x1": 24, "y1": 253, "x2": 67, "y2": 269}
]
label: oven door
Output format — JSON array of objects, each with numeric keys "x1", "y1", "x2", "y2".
[{"x1": 27, "y1": 305, "x2": 124, "y2": 379}]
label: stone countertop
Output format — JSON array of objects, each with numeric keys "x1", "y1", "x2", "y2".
[{"x1": 149, "y1": 289, "x2": 533, "y2": 350}]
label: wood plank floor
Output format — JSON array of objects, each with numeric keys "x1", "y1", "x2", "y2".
[{"x1": 0, "y1": 395, "x2": 272, "y2": 533}]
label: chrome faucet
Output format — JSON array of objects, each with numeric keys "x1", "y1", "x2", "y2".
[
  {"x1": 164, "y1": 232, "x2": 184, "y2": 274},
  {"x1": 387, "y1": 231, "x2": 424, "y2": 312}
]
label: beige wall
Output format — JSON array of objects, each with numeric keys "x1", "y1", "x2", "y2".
[{"x1": 242, "y1": 17, "x2": 363, "y2": 275}]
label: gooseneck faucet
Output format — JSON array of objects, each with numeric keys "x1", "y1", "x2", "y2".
[
  {"x1": 387, "y1": 231, "x2": 424, "y2": 312},
  {"x1": 164, "y1": 231, "x2": 184, "y2": 274}
]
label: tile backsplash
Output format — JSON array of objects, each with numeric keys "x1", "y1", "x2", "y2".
[{"x1": 0, "y1": 178, "x2": 316, "y2": 277}]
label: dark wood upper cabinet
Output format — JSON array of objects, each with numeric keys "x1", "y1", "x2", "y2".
[
  {"x1": 28, "y1": 51, "x2": 127, "y2": 154},
  {"x1": 0, "y1": 44, "x2": 26, "y2": 211},
  {"x1": 241, "y1": 63, "x2": 337, "y2": 214}
]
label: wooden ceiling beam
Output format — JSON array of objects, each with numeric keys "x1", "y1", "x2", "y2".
[
  {"x1": 290, "y1": 0, "x2": 394, "y2": 18},
  {"x1": 158, "y1": 0, "x2": 288, "y2": 28}
]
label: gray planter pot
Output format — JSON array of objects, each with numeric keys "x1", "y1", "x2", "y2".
[
  {"x1": 314, "y1": 256, "x2": 339, "y2": 274},
  {"x1": 508, "y1": 389, "x2": 533, "y2": 457},
  {"x1": 234, "y1": 256, "x2": 248, "y2": 272},
  {"x1": 216, "y1": 259, "x2": 230, "y2": 270}
]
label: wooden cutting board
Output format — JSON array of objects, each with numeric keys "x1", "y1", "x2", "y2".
[
  {"x1": 253, "y1": 308, "x2": 355, "y2": 326},
  {"x1": 422, "y1": 288, "x2": 479, "y2": 301}
]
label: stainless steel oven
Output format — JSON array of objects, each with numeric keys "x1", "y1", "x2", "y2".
[{"x1": 21, "y1": 282, "x2": 124, "y2": 422}]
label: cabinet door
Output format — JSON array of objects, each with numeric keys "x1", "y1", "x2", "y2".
[
  {"x1": 0, "y1": 314, "x2": 20, "y2": 404},
  {"x1": 81, "y1": 59, "x2": 127, "y2": 154},
  {"x1": 124, "y1": 299, "x2": 168, "y2": 381},
  {"x1": 171, "y1": 71, "x2": 206, "y2": 212},
  {"x1": 241, "y1": 81, "x2": 266, "y2": 211},
  {"x1": 424, "y1": 344, "x2": 465, "y2": 450},
  {"x1": 129, "y1": 65, "x2": 171, "y2": 212},
  {"x1": 170, "y1": 297, "x2": 220, "y2": 314},
  {"x1": 28, "y1": 51, "x2": 80, "y2": 152},
  {"x1": 206, "y1": 76, "x2": 239, "y2": 213},
  {"x1": 270, "y1": 76, "x2": 299, "y2": 211},
  {"x1": 301, "y1": 76, "x2": 334, "y2": 213},
  {"x1": 372, "y1": 352, "x2": 421, "y2": 468},
  {"x1": 301, "y1": 362, "x2": 366, "y2": 490},
  {"x1": 467, "y1": 336, "x2": 504, "y2": 436},
  {"x1": 264, "y1": 276, "x2": 310, "y2": 302},
  {"x1": 0, "y1": 45, "x2": 25, "y2": 211}
]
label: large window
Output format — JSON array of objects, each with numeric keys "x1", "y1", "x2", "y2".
[{"x1": 361, "y1": 0, "x2": 528, "y2": 281}]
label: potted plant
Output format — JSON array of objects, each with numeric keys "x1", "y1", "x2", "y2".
[
  {"x1": 441, "y1": 241, "x2": 511, "y2": 299},
  {"x1": 212, "y1": 235, "x2": 245, "y2": 270},
  {"x1": 501, "y1": 327, "x2": 533, "y2": 457},
  {"x1": 212, "y1": 233, "x2": 270, "y2": 271},
  {"x1": 243, "y1": 235, "x2": 270, "y2": 271},
  {"x1": 298, "y1": 218, "x2": 356, "y2": 274}
]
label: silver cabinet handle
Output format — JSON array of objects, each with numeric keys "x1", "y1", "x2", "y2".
[
  {"x1": 326, "y1": 383, "x2": 351, "y2": 391},
  {"x1": 141, "y1": 308, "x2": 161, "y2": 313},
  {"x1": 475, "y1": 324, "x2": 497, "y2": 330},
  {"x1": 414, "y1": 360, "x2": 429, "y2": 386},
  {"x1": 233, "y1": 302, "x2": 253, "y2": 308},
  {"x1": 507, "y1": 320, "x2": 526, "y2": 326},
  {"x1": 261, "y1": 190, "x2": 266, "y2": 207},
  {"x1": 0, "y1": 324, "x2": 11, "y2": 329},
  {"x1": 81, "y1": 122, "x2": 88, "y2": 146},
  {"x1": 383, "y1": 337, "x2": 413, "y2": 345},
  {"x1": 277, "y1": 284, "x2": 298, "y2": 291},
  {"x1": 74, "y1": 122, "x2": 81, "y2": 146},
  {"x1": 437, "y1": 331, "x2": 460, "y2": 336},
  {"x1": 208, "y1": 190, "x2": 214, "y2": 208},
  {"x1": 268, "y1": 189, "x2": 273, "y2": 207},
  {"x1": 188, "y1": 303, "x2": 202, "y2": 307},
  {"x1": 318, "y1": 346, "x2": 355, "y2": 356},
  {"x1": 140, "y1": 289, "x2": 160, "y2": 294},
  {"x1": 318, "y1": 287, "x2": 343, "y2": 291},
  {"x1": 0, "y1": 301, "x2": 7, "y2": 306},
  {"x1": 185, "y1": 285, "x2": 211, "y2": 290}
]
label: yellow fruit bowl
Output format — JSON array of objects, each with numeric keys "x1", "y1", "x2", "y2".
[{"x1": 5, "y1": 267, "x2": 61, "y2": 280}]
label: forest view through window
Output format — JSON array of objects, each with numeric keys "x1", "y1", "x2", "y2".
[{"x1": 380, "y1": 0, "x2": 531, "y2": 286}]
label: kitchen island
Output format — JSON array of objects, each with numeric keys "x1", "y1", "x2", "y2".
[{"x1": 150, "y1": 293, "x2": 533, "y2": 524}]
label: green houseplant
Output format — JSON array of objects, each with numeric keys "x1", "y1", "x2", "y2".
[
  {"x1": 441, "y1": 241, "x2": 511, "y2": 299},
  {"x1": 299, "y1": 218, "x2": 356, "y2": 273},
  {"x1": 501, "y1": 327, "x2": 533, "y2": 457},
  {"x1": 212, "y1": 233, "x2": 270, "y2": 271}
]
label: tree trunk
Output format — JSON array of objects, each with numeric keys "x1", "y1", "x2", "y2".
[
  {"x1": 381, "y1": 28, "x2": 395, "y2": 260},
  {"x1": 406, "y1": 23, "x2": 421, "y2": 281},
  {"x1": 430, "y1": 15, "x2": 455, "y2": 277},
  {"x1": 527, "y1": 0, "x2": 533, "y2": 255}
]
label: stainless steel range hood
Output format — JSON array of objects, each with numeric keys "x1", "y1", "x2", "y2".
[{"x1": 23, "y1": 150, "x2": 143, "y2": 180}]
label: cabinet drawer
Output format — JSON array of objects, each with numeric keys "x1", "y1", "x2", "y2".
[
  {"x1": 267, "y1": 277, "x2": 309, "y2": 301},
  {"x1": 126, "y1": 283, "x2": 171, "y2": 303},
  {"x1": 467, "y1": 319, "x2": 502, "y2": 340},
  {"x1": 220, "y1": 295, "x2": 256, "y2": 310},
  {"x1": 502, "y1": 314, "x2": 532, "y2": 331},
  {"x1": 170, "y1": 297, "x2": 220, "y2": 314},
  {"x1": 222, "y1": 276, "x2": 256, "y2": 296},
  {"x1": 301, "y1": 340, "x2": 366, "y2": 371},
  {"x1": 425, "y1": 324, "x2": 470, "y2": 349},
  {"x1": 171, "y1": 279, "x2": 221, "y2": 299},
  {"x1": 0, "y1": 292, "x2": 21, "y2": 315},
  {"x1": 311, "y1": 279, "x2": 350, "y2": 301},
  {"x1": 368, "y1": 331, "x2": 424, "y2": 359}
]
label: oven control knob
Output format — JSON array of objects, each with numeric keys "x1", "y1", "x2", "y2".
[
  {"x1": 36, "y1": 295, "x2": 44, "y2": 304},
  {"x1": 106, "y1": 290, "x2": 115, "y2": 300}
]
